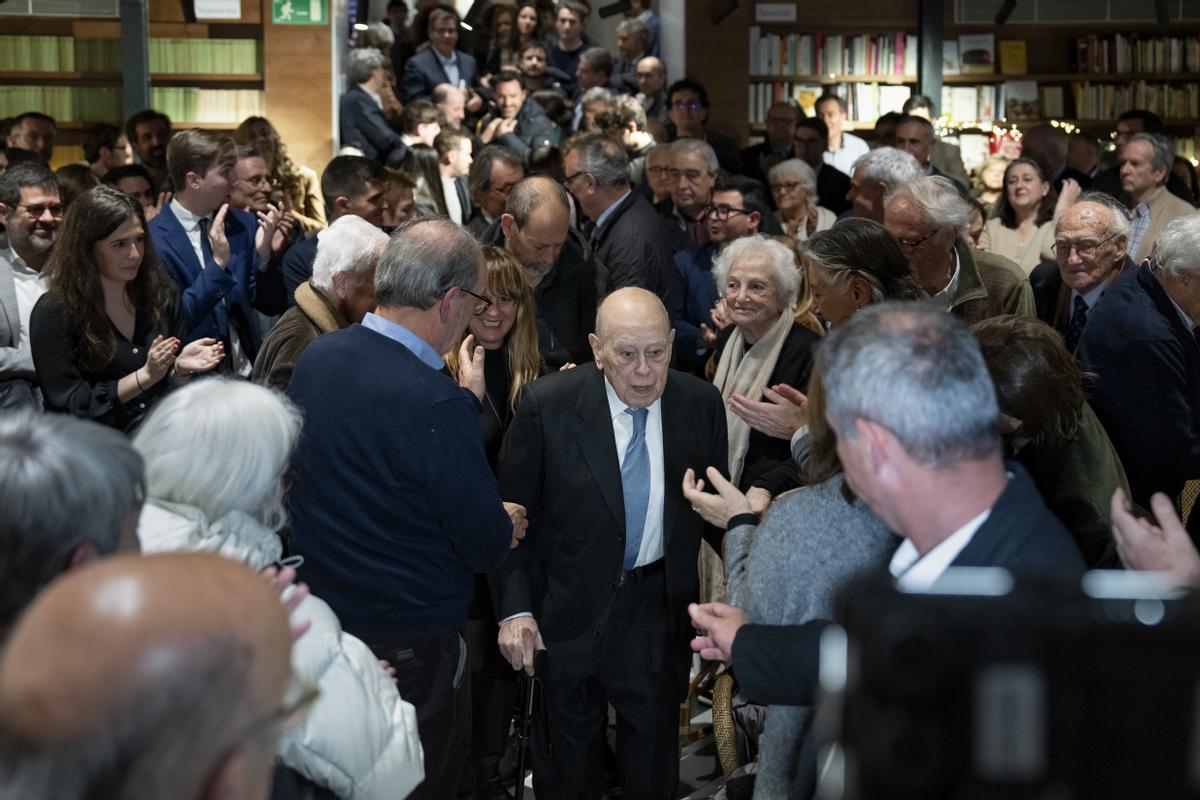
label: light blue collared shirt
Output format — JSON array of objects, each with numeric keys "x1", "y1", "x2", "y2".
[
  {"x1": 594, "y1": 189, "x2": 632, "y2": 233},
  {"x1": 436, "y1": 48, "x2": 462, "y2": 88},
  {"x1": 360, "y1": 312, "x2": 445, "y2": 370}
]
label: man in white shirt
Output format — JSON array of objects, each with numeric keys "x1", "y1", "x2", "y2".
[
  {"x1": 816, "y1": 93, "x2": 869, "y2": 177},
  {"x1": 432, "y1": 128, "x2": 472, "y2": 225},
  {"x1": 0, "y1": 162, "x2": 59, "y2": 408},
  {"x1": 496, "y1": 288, "x2": 728, "y2": 800}
]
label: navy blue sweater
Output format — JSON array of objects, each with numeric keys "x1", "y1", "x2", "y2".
[{"x1": 286, "y1": 323, "x2": 512, "y2": 637}]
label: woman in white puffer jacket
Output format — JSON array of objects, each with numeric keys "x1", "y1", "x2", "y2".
[{"x1": 132, "y1": 377, "x2": 424, "y2": 800}]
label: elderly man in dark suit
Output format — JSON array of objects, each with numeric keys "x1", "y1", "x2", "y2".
[
  {"x1": 687, "y1": 303, "x2": 1084, "y2": 783},
  {"x1": 1029, "y1": 193, "x2": 1134, "y2": 351},
  {"x1": 1077, "y1": 214, "x2": 1200, "y2": 545},
  {"x1": 339, "y1": 48, "x2": 408, "y2": 166},
  {"x1": 401, "y1": 7, "x2": 479, "y2": 103},
  {"x1": 497, "y1": 287, "x2": 728, "y2": 800}
]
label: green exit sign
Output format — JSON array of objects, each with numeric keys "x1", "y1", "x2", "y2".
[{"x1": 272, "y1": 0, "x2": 327, "y2": 25}]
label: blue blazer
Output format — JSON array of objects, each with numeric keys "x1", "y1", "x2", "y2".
[
  {"x1": 338, "y1": 85, "x2": 407, "y2": 166},
  {"x1": 149, "y1": 203, "x2": 265, "y2": 360},
  {"x1": 400, "y1": 47, "x2": 477, "y2": 103}
]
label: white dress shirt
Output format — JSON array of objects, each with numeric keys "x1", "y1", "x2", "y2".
[
  {"x1": 441, "y1": 176, "x2": 464, "y2": 224},
  {"x1": 822, "y1": 132, "x2": 870, "y2": 176},
  {"x1": 604, "y1": 377, "x2": 665, "y2": 567},
  {"x1": 0, "y1": 241, "x2": 46, "y2": 376},
  {"x1": 889, "y1": 508, "x2": 991, "y2": 592}
]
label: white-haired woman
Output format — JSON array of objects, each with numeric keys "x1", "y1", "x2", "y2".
[
  {"x1": 768, "y1": 158, "x2": 835, "y2": 242},
  {"x1": 133, "y1": 378, "x2": 423, "y2": 800}
]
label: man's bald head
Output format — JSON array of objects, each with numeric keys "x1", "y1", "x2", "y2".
[
  {"x1": 0, "y1": 552, "x2": 293, "y2": 800},
  {"x1": 595, "y1": 287, "x2": 670, "y2": 339},
  {"x1": 501, "y1": 176, "x2": 571, "y2": 288},
  {"x1": 590, "y1": 288, "x2": 674, "y2": 408},
  {"x1": 1054, "y1": 197, "x2": 1130, "y2": 295}
]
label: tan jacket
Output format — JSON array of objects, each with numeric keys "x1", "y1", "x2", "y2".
[
  {"x1": 1134, "y1": 186, "x2": 1196, "y2": 263},
  {"x1": 251, "y1": 281, "x2": 348, "y2": 391},
  {"x1": 949, "y1": 238, "x2": 1036, "y2": 326}
]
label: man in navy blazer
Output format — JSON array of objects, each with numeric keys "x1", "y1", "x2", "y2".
[
  {"x1": 401, "y1": 8, "x2": 479, "y2": 104},
  {"x1": 1077, "y1": 215, "x2": 1200, "y2": 544},
  {"x1": 340, "y1": 48, "x2": 408, "y2": 166},
  {"x1": 149, "y1": 129, "x2": 283, "y2": 373}
]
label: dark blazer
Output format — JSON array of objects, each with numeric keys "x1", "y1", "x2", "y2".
[
  {"x1": 1029, "y1": 255, "x2": 1135, "y2": 344},
  {"x1": 672, "y1": 242, "x2": 719, "y2": 374},
  {"x1": 496, "y1": 365, "x2": 729, "y2": 697},
  {"x1": 401, "y1": 46, "x2": 478, "y2": 103},
  {"x1": 282, "y1": 233, "x2": 319, "y2": 305},
  {"x1": 149, "y1": 203, "x2": 274, "y2": 362},
  {"x1": 592, "y1": 189, "x2": 680, "y2": 316},
  {"x1": 492, "y1": 97, "x2": 557, "y2": 164},
  {"x1": 480, "y1": 219, "x2": 596, "y2": 368},
  {"x1": 816, "y1": 163, "x2": 852, "y2": 216},
  {"x1": 732, "y1": 461, "x2": 1084, "y2": 708},
  {"x1": 1076, "y1": 263, "x2": 1200, "y2": 541},
  {"x1": 338, "y1": 85, "x2": 408, "y2": 166}
]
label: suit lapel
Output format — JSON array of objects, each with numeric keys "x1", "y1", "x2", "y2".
[
  {"x1": 0, "y1": 249, "x2": 19, "y2": 345},
  {"x1": 659, "y1": 376, "x2": 687, "y2": 548},
  {"x1": 155, "y1": 205, "x2": 203, "y2": 283},
  {"x1": 573, "y1": 369, "x2": 626, "y2": 533}
]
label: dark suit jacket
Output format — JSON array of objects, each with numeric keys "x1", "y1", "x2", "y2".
[
  {"x1": 338, "y1": 84, "x2": 407, "y2": 165},
  {"x1": 282, "y1": 233, "x2": 319, "y2": 305},
  {"x1": 732, "y1": 461, "x2": 1084, "y2": 708},
  {"x1": 149, "y1": 203, "x2": 277, "y2": 361},
  {"x1": 496, "y1": 365, "x2": 728, "y2": 697},
  {"x1": 493, "y1": 97, "x2": 557, "y2": 165},
  {"x1": 1029, "y1": 256, "x2": 1135, "y2": 343},
  {"x1": 400, "y1": 46, "x2": 478, "y2": 103},
  {"x1": 592, "y1": 189, "x2": 680, "y2": 316},
  {"x1": 673, "y1": 242, "x2": 719, "y2": 374},
  {"x1": 1076, "y1": 263, "x2": 1200, "y2": 541}
]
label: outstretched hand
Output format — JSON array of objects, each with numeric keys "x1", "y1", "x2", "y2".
[
  {"x1": 682, "y1": 466, "x2": 751, "y2": 528},
  {"x1": 1111, "y1": 488, "x2": 1200, "y2": 587},
  {"x1": 689, "y1": 602, "x2": 748, "y2": 663}
]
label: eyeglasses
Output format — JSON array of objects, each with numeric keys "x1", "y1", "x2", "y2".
[
  {"x1": 459, "y1": 286, "x2": 494, "y2": 316},
  {"x1": 561, "y1": 171, "x2": 590, "y2": 186},
  {"x1": 1052, "y1": 233, "x2": 1119, "y2": 259},
  {"x1": 895, "y1": 226, "x2": 946, "y2": 250},
  {"x1": 671, "y1": 101, "x2": 703, "y2": 111},
  {"x1": 16, "y1": 203, "x2": 64, "y2": 218},
  {"x1": 769, "y1": 181, "x2": 803, "y2": 193},
  {"x1": 704, "y1": 203, "x2": 749, "y2": 221},
  {"x1": 645, "y1": 166, "x2": 669, "y2": 178},
  {"x1": 668, "y1": 168, "x2": 707, "y2": 182}
]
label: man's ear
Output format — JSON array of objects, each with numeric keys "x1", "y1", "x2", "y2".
[
  {"x1": 333, "y1": 196, "x2": 351, "y2": 214},
  {"x1": 587, "y1": 332, "x2": 604, "y2": 367},
  {"x1": 747, "y1": 211, "x2": 761, "y2": 233},
  {"x1": 500, "y1": 213, "x2": 517, "y2": 240},
  {"x1": 185, "y1": 170, "x2": 203, "y2": 191}
]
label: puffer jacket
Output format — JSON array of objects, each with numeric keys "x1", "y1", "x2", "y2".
[{"x1": 137, "y1": 500, "x2": 425, "y2": 800}]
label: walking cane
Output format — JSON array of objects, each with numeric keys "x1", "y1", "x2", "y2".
[{"x1": 514, "y1": 673, "x2": 535, "y2": 800}]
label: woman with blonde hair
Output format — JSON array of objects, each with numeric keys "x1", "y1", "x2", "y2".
[{"x1": 235, "y1": 115, "x2": 326, "y2": 234}]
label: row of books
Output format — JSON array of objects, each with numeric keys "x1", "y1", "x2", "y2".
[
  {"x1": 1070, "y1": 81, "x2": 1200, "y2": 122},
  {"x1": 938, "y1": 80, "x2": 1198, "y2": 126},
  {"x1": 0, "y1": 35, "x2": 261, "y2": 74},
  {"x1": 1074, "y1": 35, "x2": 1200, "y2": 76},
  {"x1": 940, "y1": 83, "x2": 1067, "y2": 124},
  {"x1": 0, "y1": 86, "x2": 264, "y2": 123},
  {"x1": 748, "y1": 81, "x2": 912, "y2": 125},
  {"x1": 748, "y1": 29, "x2": 918, "y2": 78}
]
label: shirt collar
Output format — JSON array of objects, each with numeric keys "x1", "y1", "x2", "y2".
[
  {"x1": 1070, "y1": 278, "x2": 1107, "y2": 310},
  {"x1": 360, "y1": 312, "x2": 445, "y2": 370},
  {"x1": 435, "y1": 48, "x2": 458, "y2": 67},
  {"x1": 889, "y1": 507, "x2": 991, "y2": 592},
  {"x1": 595, "y1": 189, "x2": 632, "y2": 231},
  {"x1": 1168, "y1": 295, "x2": 1197, "y2": 333},
  {"x1": 170, "y1": 197, "x2": 209, "y2": 231},
  {"x1": 932, "y1": 247, "x2": 962, "y2": 309},
  {"x1": 603, "y1": 375, "x2": 662, "y2": 420}
]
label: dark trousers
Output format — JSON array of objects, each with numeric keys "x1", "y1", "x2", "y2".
[
  {"x1": 531, "y1": 568, "x2": 681, "y2": 800},
  {"x1": 364, "y1": 630, "x2": 471, "y2": 800}
]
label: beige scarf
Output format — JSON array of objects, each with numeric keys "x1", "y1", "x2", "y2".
[{"x1": 712, "y1": 310, "x2": 795, "y2": 486}]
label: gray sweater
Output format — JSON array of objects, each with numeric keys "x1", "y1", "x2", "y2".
[{"x1": 725, "y1": 474, "x2": 897, "y2": 799}]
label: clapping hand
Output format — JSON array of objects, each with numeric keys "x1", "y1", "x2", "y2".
[
  {"x1": 1111, "y1": 488, "x2": 1200, "y2": 587},
  {"x1": 175, "y1": 337, "x2": 225, "y2": 376},
  {"x1": 271, "y1": 209, "x2": 296, "y2": 255},
  {"x1": 480, "y1": 117, "x2": 505, "y2": 144},
  {"x1": 682, "y1": 466, "x2": 751, "y2": 528},
  {"x1": 255, "y1": 203, "x2": 284, "y2": 262},
  {"x1": 457, "y1": 334, "x2": 486, "y2": 402},
  {"x1": 698, "y1": 300, "x2": 731, "y2": 347},
  {"x1": 210, "y1": 204, "x2": 231, "y2": 268},
  {"x1": 143, "y1": 335, "x2": 180, "y2": 382},
  {"x1": 729, "y1": 384, "x2": 807, "y2": 440}
]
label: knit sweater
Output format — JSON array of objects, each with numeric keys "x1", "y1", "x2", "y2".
[{"x1": 725, "y1": 474, "x2": 897, "y2": 799}]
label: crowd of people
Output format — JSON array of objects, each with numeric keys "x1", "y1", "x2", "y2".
[{"x1": 2, "y1": 1, "x2": 1200, "y2": 799}]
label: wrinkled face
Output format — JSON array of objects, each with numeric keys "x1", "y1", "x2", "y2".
[
  {"x1": 636, "y1": 60, "x2": 665, "y2": 96},
  {"x1": 770, "y1": 174, "x2": 809, "y2": 215},
  {"x1": 1005, "y1": 162, "x2": 1048, "y2": 210},
  {"x1": 345, "y1": 181, "x2": 387, "y2": 227},
  {"x1": 496, "y1": 79, "x2": 526, "y2": 119},
  {"x1": 94, "y1": 215, "x2": 145, "y2": 286},
  {"x1": 505, "y1": 203, "x2": 569, "y2": 287},
  {"x1": 2, "y1": 186, "x2": 62, "y2": 258},
  {"x1": 707, "y1": 189, "x2": 757, "y2": 244},
  {"x1": 11, "y1": 118, "x2": 56, "y2": 163},
  {"x1": 895, "y1": 121, "x2": 932, "y2": 167},
  {"x1": 1054, "y1": 203, "x2": 1126, "y2": 295},
  {"x1": 884, "y1": 196, "x2": 955, "y2": 283},
  {"x1": 116, "y1": 175, "x2": 156, "y2": 209},
  {"x1": 230, "y1": 156, "x2": 272, "y2": 212},
  {"x1": 478, "y1": 161, "x2": 524, "y2": 218},
  {"x1": 336, "y1": 266, "x2": 377, "y2": 323},
  {"x1": 793, "y1": 127, "x2": 825, "y2": 168},
  {"x1": 848, "y1": 166, "x2": 884, "y2": 221},
  {"x1": 517, "y1": 6, "x2": 539, "y2": 35},
  {"x1": 188, "y1": 160, "x2": 234, "y2": 214},
  {"x1": 816, "y1": 99, "x2": 846, "y2": 137},
  {"x1": 520, "y1": 47, "x2": 548, "y2": 77},
  {"x1": 668, "y1": 89, "x2": 706, "y2": 133},
  {"x1": 764, "y1": 105, "x2": 797, "y2": 151},
  {"x1": 1120, "y1": 139, "x2": 1165, "y2": 198},
  {"x1": 555, "y1": 7, "x2": 582, "y2": 42},
  {"x1": 438, "y1": 91, "x2": 466, "y2": 128},
  {"x1": 429, "y1": 16, "x2": 459, "y2": 56},
  {"x1": 810, "y1": 266, "x2": 857, "y2": 328},
  {"x1": 616, "y1": 30, "x2": 641, "y2": 59},
  {"x1": 669, "y1": 151, "x2": 715, "y2": 216},
  {"x1": 469, "y1": 289, "x2": 517, "y2": 348},
  {"x1": 590, "y1": 312, "x2": 674, "y2": 408},
  {"x1": 645, "y1": 148, "x2": 673, "y2": 200},
  {"x1": 724, "y1": 255, "x2": 786, "y2": 334},
  {"x1": 134, "y1": 119, "x2": 170, "y2": 167}
]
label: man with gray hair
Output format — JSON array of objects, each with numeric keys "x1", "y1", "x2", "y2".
[
  {"x1": 884, "y1": 174, "x2": 1034, "y2": 324},
  {"x1": 847, "y1": 146, "x2": 921, "y2": 222},
  {"x1": 0, "y1": 411, "x2": 144, "y2": 640},
  {"x1": 562, "y1": 132, "x2": 678, "y2": 312},
  {"x1": 1078, "y1": 214, "x2": 1200, "y2": 545},
  {"x1": 1121, "y1": 132, "x2": 1195, "y2": 263},
  {"x1": 657, "y1": 138, "x2": 719, "y2": 251},
  {"x1": 339, "y1": 47, "x2": 408, "y2": 165},
  {"x1": 253, "y1": 215, "x2": 388, "y2": 390},
  {"x1": 286, "y1": 218, "x2": 524, "y2": 799},
  {"x1": 614, "y1": 17, "x2": 652, "y2": 92}
]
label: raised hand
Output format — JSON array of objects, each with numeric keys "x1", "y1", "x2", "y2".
[
  {"x1": 682, "y1": 466, "x2": 751, "y2": 528},
  {"x1": 143, "y1": 334, "x2": 180, "y2": 383},
  {"x1": 175, "y1": 337, "x2": 225, "y2": 376},
  {"x1": 457, "y1": 334, "x2": 486, "y2": 401},
  {"x1": 729, "y1": 385, "x2": 807, "y2": 440},
  {"x1": 210, "y1": 204, "x2": 231, "y2": 268},
  {"x1": 1111, "y1": 488, "x2": 1200, "y2": 587}
]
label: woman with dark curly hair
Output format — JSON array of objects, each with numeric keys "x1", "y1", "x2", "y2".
[
  {"x1": 30, "y1": 185, "x2": 223, "y2": 432},
  {"x1": 234, "y1": 115, "x2": 326, "y2": 234}
]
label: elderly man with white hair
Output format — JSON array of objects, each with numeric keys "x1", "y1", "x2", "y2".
[
  {"x1": 767, "y1": 158, "x2": 834, "y2": 241},
  {"x1": 884, "y1": 174, "x2": 1035, "y2": 324},
  {"x1": 252, "y1": 215, "x2": 387, "y2": 390},
  {"x1": 1078, "y1": 213, "x2": 1200, "y2": 546},
  {"x1": 847, "y1": 146, "x2": 922, "y2": 222}
]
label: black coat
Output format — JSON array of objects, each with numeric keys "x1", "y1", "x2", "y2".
[
  {"x1": 338, "y1": 85, "x2": 407, "y2": 165},
  {"x1": 480, "y1": 219, "x2": 597, "y2": 368},
  {"x1": 489, "y1": 97, "x2": 556, "y2": 165},
  {"x1": 1029, "y1": 256, "x2": 1136, "y2": 342},
  {"x1": 591, "y1": 190, "x2": 680, "y2": 316},
  {"x1": 732, "y1": 461, "x2": 1085, "y2": 708},
  {"x1": 1076, "y1": 263, "x2": 1200, "y2": 541},
  {"x1": 496, "y1": 365, "x2": 729, "y2": 697},
  {"x1": 282, "y1": 233, "x2": 319, "y2": 305}
]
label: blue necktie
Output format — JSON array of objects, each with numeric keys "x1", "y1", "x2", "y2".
[
  {"x1": 1065, "y1": 295, "x2": 1088, "y2": 353},
  {"x1": 621, "y1": 407, "x2": 650, "y2": 570}
]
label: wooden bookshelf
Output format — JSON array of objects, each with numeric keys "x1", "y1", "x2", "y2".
[
  {"x1": 944, "y1": 72, "x2": 1200, "y2": 84},
  {"x1": 750, "y1": 74, "x2": 917, "y2": 83}
]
